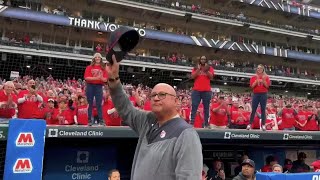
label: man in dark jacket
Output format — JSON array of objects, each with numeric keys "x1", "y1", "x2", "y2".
[
  {"x1": 233, "y1": 159, "x2": 256, "y2": 180},
  {"x1": 291, "y1": 152, "x2": 310, "y2": 173}
]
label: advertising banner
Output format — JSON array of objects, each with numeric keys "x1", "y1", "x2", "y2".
[
  {"x1": 43, "y1": 146, "x2": 117, "y2": 180},
  {"x1": 256, "y1": 172, "x2": 320, "y2": 180},
  {"x1": 3, "y1": 119, "x2": 46, "y2": 180}
]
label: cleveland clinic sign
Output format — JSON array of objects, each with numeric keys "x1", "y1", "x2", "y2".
[{"x1": 68, "y1": 17, "x2": 146, "y2": 36}]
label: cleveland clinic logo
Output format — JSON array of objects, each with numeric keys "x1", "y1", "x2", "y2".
[
  {"x1": 48, "y1": 129, "x2": 58, "y2": 137},
  {"x1": 77, "y1": 151, "x2": 89, "y2": 164},
  {"x1": 283, "y1": 133, "x2": 289, "y2": 140},
  {"x1": 224, "y1": 132, "x2": 231, "y2": 139}
]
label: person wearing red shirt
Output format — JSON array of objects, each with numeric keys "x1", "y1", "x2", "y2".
[
  {"x1": 128, "y1": 88, "x2": 140, "y2": 107},
  {"x1": 52, "y1": 99, "x2": 75, "y2": 125},
  {"x1": 251, "y1": 107, "x2": 262, "y2": 129},
  {"x1": 105, "y1": 96, "x2": 122, "y2": 126},
  {"x1": 180, "y1": 97, "x2": 191, "y2": 123},
  {"x1": 44, "y1": 99, "x2": 56, "y2": 125},
  {"x1": 0, "y1": 81, "x2": 18, "y2": 119},
  {"x1": 84, "y1": 53, "x2": 108, "y2": 126},
  {"x1": 265, "y1": 104, "x2": 279, "y2": 130},
  {"x1": 247, "y1": 65, "x2": 271, "y2": 131},
  {"x1": 190, "y1": 56, "x2": 214, "y2": 128},
  {"x1": 17, "y1": 79, "x2": 44, "y2": 119},
  {"x1": 261, "y1": 156, "x2": 278, "y2": 172},
  {"x1": 143, "y1": 97, "x2": 152, "y2": 111},
  {"x1": 295, "y1": 105, "x2": 308, "y2": 131},
  {"x1": 194, "y1": 103, "x2": 204, "y2": 128},
  {"x1": 209, "y1": 96, "x2": 229, "y2": 129},
  {"x1": 230, "y1": 105, "x2": 250, "y2": 129},
  {"x1": 304, "y1": 105, "x2": 319, "y2": 131},
  {"x1": 75, "y1": 96, "x2": 89, "y2": 125},
  {"x1": 278, "y1": 104, "x2": 297, "y2": 131}
]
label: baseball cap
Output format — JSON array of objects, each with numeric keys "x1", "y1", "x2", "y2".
[
  {"x1": 242, "y1": 159, "x2": 255, "y2": 168},
  {"x1": 48, "y1": 98, "x2": 55, "y2": 102},
  {"x1": 311, "y1": 160, "x2": 320, "y2": 170},
  {"x1": 106, "y1": 26, "x2": 140, "y2": 65}
]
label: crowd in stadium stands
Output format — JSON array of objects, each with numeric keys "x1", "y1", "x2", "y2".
[
  {"x1": 0, "y1": 73, "x2": 318, "y2": 131},
  {"x1": 1, "y1": 35, "x2": 318, "y2": 80},
  {"x1": 2, "y1": 0, "x2": 318, "y2": 37},
  {"x1": 151, "y1": 0, "x2": 319, "y2": 35}
]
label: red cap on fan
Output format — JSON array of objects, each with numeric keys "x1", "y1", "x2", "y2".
[{"x1": 312, "y1": 160, "x2": 320, "y2": 171}]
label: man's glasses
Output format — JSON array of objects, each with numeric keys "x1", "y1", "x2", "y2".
[{"x1": 150, "y1": 92, "x2": 176, "y2": 100}]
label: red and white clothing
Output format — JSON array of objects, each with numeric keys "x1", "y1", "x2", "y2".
[
  {"x1": 210, "y1": 103, "x2": 228, "y2": 127},
  {"x1": 304, "y1": 111, "x2": 318, "y2": 131},
  {"x1": 252, "y1": 108, "x2": 262, "y2": 129},
  {"x1": 44, "y1": 107, "x2": 55, "y2": 125},
  {"x1": 265, "y1": 108, "x2": 278, "y2": 130},
  {"x1": 129, "y1": 96, "x2": 138, "y2": 107},
  {"x1": 181, "y1": 105, "x2": 191, "y2": 123},
  {"x1": 231, "y1": 110, "x2": 249, "y2": 126},
  {"x1": 250, "y1": 75, "x2": 271, "y2": 93},
  {"x1": 279, "y1": 108, "x2": 297, "y2": 129},
  {"x1": 194, "y1": 103, "x2": 204, "y2": 128},
  {"x1": 261, "y1": 165, "x2": 273, "y2": 172},
  {"x1": 143, "y1": 100, "x2": 152, "y2": 111},
  {"x1": 295, "y1": 110, "x2": 308, "y2": 130},
  {"x1": 0, "y1": 90, "x2": 17, "y2": 118},
  {"x1": 103, "y1": 99, "x2": 121, "y2": 126},
  {"x1": 52, "y1": 108, "x2": 75, "y2": 125},
  {"x1": 75, "y1": 105, "x2": 89, "y2": 125},
  {"x1": 84, "y1": 65, "x2": 108, "y2": 85},
  {"x1": 17, "y1": 90, "x2": 43, "y2": 119},
  {"x1": 192, "y1": 66, "x2": 214, "y2": 91}
]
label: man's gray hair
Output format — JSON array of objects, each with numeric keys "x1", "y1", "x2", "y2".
[{"x1": 272, "y1": 164, "x2": 283, "y2": 171}]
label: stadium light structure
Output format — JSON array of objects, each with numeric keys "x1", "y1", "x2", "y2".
[{"x1": 26, "y1": 65, "x2": 30, "y2": 68}]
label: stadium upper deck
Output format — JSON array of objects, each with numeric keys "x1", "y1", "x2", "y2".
[
  {"x1": 30, "y1": 0, "x2": 320, "y2": 51},
  {"x1": 1, "y1": 1, "x2": 320, "y2": 61}
]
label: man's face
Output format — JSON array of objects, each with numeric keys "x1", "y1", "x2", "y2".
[
  {"x1": 109, "y1": 171, "x2": 120, "y2": 180},
  {"x1": 242, "y1": 164, "x2": 254, "y2": 177},
  {"x1": 4, "y1": 84, "x2": 14, "y2": 94},
  {"x1": 273, "y1": 167, "x2": 282, "y2": 173},
  {"x1": 218, "y1": 97, "x2": 224, "y2": 103},
  {"x1": 181, "y1": 99, "x2": 188, "y2": 106},
  {"x1": 150, "y1": 85, "x2": 177, "y2": 114},
  {"x1": 27, "y1": 80, "x2": 35, "y2": 88},
  {"x1": 48, "y1": 101, "x2": 54, "y2": 108}
]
